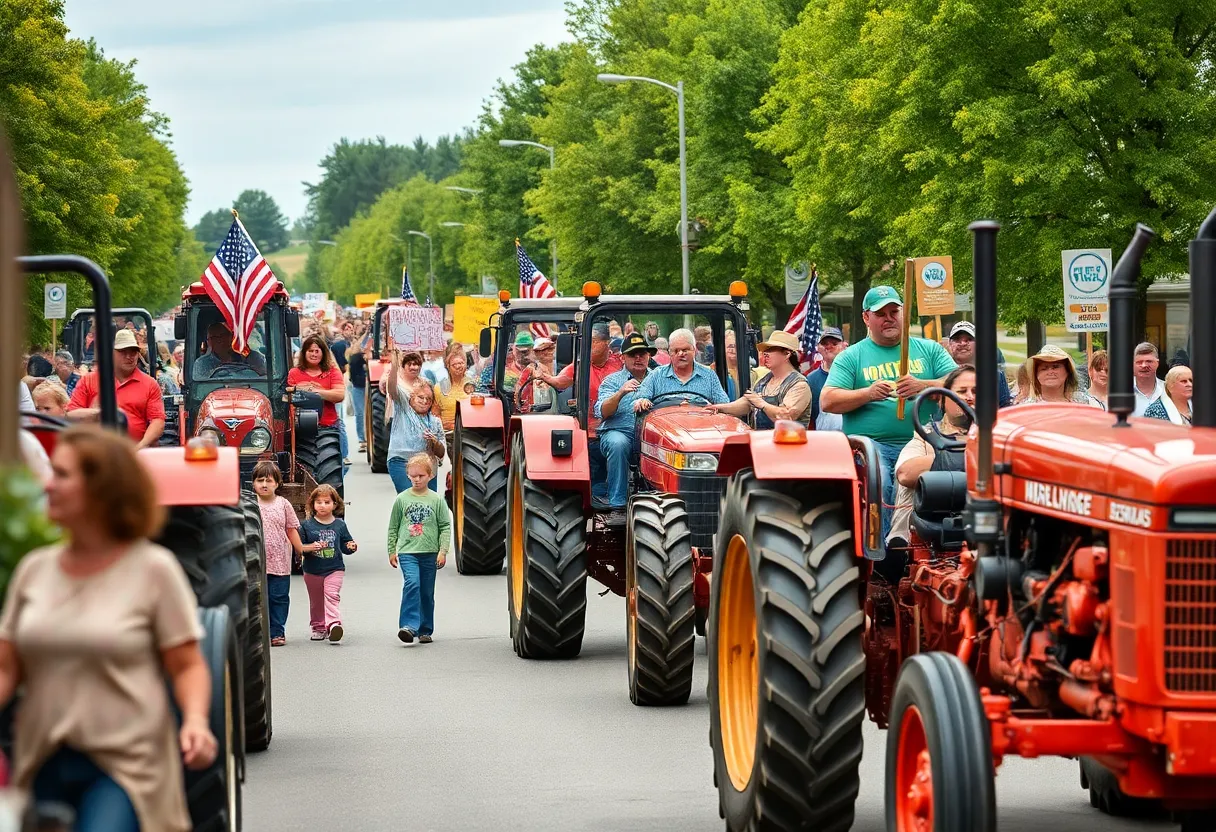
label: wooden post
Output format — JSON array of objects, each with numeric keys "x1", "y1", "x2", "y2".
[
  {"x1": 934, "y1": 315, "x2": 942, "y2": 343},
  {"x1": 1085, "y1": 331, "x2": 1093, "y2": 374},
  {"x1": 897, "y1": 259, "x2": 913, "y2": 420},
  {"x1": 51, "y1": 318, "x2": 57, "y2": 352}
]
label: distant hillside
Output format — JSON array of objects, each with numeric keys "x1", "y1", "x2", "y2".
[{"x1": 266, "y1": 243, "x2": 309, "y2": 284}]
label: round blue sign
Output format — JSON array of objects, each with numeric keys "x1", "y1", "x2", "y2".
[
  {"x1": 921, "y1": 262, "x2": 947, "y2": 288},
  {"x1": 1067, "y1": 252, "x2": 1108, "y2": 295}
]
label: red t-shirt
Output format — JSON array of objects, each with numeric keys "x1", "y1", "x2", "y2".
[
  {"x1": 556, "y1": 355, "x2": 623, "y2": 435},
  {"x1": 68, "y1": 369, "x2": 166, "y2": 442},
  {"x1": 288, "y1": 366, "x2": 346, "y2": 427}
]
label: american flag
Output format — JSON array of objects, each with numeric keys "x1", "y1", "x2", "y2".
[
  {"x1": 783, "y1": 267, "x2": 823, "y2": 371},
  {"x1": 400, "y1": 266, "x2": 417, "y2": 304},
  {"x1": 201, "y1": 216, "x2": 279, "y2": 355},
  {"x1": 516, "y1": 239, "x2": 554, "y2": 338}
]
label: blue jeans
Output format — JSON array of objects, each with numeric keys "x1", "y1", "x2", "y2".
[
  {"x1": 599, "y1": 429, "x2": 633, "y2": 508},
  {"x1": 267, "y1": 574, "x2": 290, "y2": 639},
  {"x1": 388, "y1": 456, "x2": 438, "y2": 494},
  {"x1": 33, "y1": 746, "x2": 139, "y2": 832},
  {"x1": 398, "y1": 552, "x2": 437, "y2": 635},
  {"x1": 876, "y1": 439, "x2": 905, "y2": 546},
  {"x1": 588, "y1": 437, "x2": 608, "y2": 503},
  {"x1": 351, "y1": 385, "x2": 366, "y2": 443}
]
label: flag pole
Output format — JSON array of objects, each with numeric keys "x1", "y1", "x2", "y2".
[{"x1": 897, "y1": 259, "x2": 913, "y2": 421}]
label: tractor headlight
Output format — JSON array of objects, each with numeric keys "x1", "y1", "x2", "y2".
[
  {"x1": 199, "y1": 427, "x2": 224, "y2": 445},
  {"x1": 242, "y1": 427, "x2": 272, "y2": 455},
  {"x1": 657, "y1": 449, "x2": 719, "y2": 472}
]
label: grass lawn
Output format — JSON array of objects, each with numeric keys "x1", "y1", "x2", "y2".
[{"x1": 266, "y1": 243, "x2": 310, "y2": 282}]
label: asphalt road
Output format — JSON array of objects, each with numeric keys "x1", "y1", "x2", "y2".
[{"x1": 244, "y1": 432, "x2": 1170, "y2": 831}]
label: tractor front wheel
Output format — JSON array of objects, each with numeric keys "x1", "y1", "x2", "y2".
[
  {"x1": 297, "y1": 427, "x2": 344, "y2": 499},
  {"x1": 240, "y1": 492, "x2": 272, "y2": 752},
  {"x1": 885, "y1": 652, "x2": 996, "y2": 832},
  {"x1": 369, "y1": 388, "x2": 390, "y2": 474},
  {"x1": 453, "y1": 423, "x2": 507, "y2": 575},
  {"x1": 626, "y1": 494, "x2": 694, "y2": 706},
  {"x1": 1080, "y1": 757, "x2": 1167, "y2": 819},
  {"x1": 506, "y1": 433, "x2": 587, "y2": 659},
  {"x1": 709, "y1": 470, "x2": 865, "y2": 831}
]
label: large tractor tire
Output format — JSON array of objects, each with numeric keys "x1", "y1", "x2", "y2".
[
  {"x1": 369, "y1": 388, "x2": 390, "y2": 474},
  {"x1": 296, "y1": 427, "x2": 344, "y2": 499},
  {"x1": 506, "y1": 433, "x2": 587, "y2": 659},
  {"x1": 1080, "y1": 757, "x2": 1167, "y2": 819},
  {"x1": 709, "y1": 471, "x2": 866, "y2": 832},
  {"x1": 626, "y1": 494, "x2": 695, "y2": 706},
  {"x1": 885, "y1": 653, "x2": 996, "y2": 832},
  {"x1": 239, "y1": 492, "x2": 272, "y2": 752},
  {"x1": 453, "y1": 423, "x2": 507, "y2": 575},
  {"x1": 185, "y1": 606, "x2": 242, "y2": 832}
]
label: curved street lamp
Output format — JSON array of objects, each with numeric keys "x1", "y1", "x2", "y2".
[
  {"x1": 597, "y1": 73, "x2": 689, "y2": 296},
  {"x1": 499, "y1": 139, "x2": 558, "y2": 285}
]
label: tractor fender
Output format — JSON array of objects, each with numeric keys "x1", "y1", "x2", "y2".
[
  {"x1": 509, "y1": 415, "x2": 590, "y2": 485},
  {"x1": 139, "y1": 446, "x2": 241, "y2": 507},
  {"x1": 367, "y1": 359, "x2": 390, "y2": 385},
  {"x1": 458, "y1": 396, "x2": 505, "y2": 431}
]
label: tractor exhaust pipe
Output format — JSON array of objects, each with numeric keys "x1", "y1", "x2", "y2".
[
  {"x1": 1107, "y1": 224, "x2": 1156, "y2": 427},
  {"x1": 1191, "y1": 206, "x2": 1216, "y2": 428},
  {"x1": 966, "y1": 221, "x2": 1002, "y2": 556}
]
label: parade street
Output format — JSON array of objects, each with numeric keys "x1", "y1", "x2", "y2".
[{"x1": 244, "y1": 446, "x2": 1172, "y2": 832}]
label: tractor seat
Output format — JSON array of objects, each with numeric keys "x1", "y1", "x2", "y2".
[{"x1": 912, "y1": 471, "x2": 968, "y2": 552}]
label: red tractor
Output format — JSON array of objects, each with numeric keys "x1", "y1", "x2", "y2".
[
  {"x1": 450, "y1": 292, "x2": 581, "y2": 574},
  {"x1": 707, "y1": 218, "x2": 1216, "y2": 831},
  {"x1": 503, "y1": 282, "x2": 758, "y2": 706},
  {"x1": 172, "y1": 282, "x2": 344, "y2": 519}
]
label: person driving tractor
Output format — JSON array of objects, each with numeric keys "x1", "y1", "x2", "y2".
[
  {"x1": 592, "y1": 332, "x2": 655, "y2": 519},
  {"x1": 631, "y1": 328, "x2": 729, "y2": 413},
  {"x1": 194, "y1": 322, "x2": 267, "y2": 378}
]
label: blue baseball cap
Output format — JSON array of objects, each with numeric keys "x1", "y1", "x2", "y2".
[{"x1": 862, "y1": 285, "x2": 903, "y2": 312}]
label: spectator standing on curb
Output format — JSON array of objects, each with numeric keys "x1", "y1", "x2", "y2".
[
  {"x1": 67, "y1": 329, "x2": 166, "y2": 447},
  {"x1": 1133, "y1": 342, "x2": 1166, "y2": 416},
  {"x1": 945, "y1": 322, "x2": 1011, "y2": 408},
  {"x1": 388, "y1": 453, "x2": 451, "y2": 645},
  {"x1": 1143, "y1": 365, "x2": 1192, "y2": 425},
  {"x1": 26, "y1": 345, "x2": 53, "y2": 378},
  {"x1": 807, "y1": 327, "x2": 847, "y2": 430},
  {"x1": 348, "y1": 334, "x2": 369, "y2": 454},
  {"x1": 1086, "y1": 350, "x2": 1109, "y2": 408},
  {"x1": 329, "y1": 321, "x2": 352, "y2": 467},
  {"x1": 820, "y1": 285, "x2": 956, "y2": 546}
]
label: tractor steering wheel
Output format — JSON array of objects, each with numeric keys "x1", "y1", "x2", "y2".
[
  {"x1": 911, "y1": 387, "x2": 977, "y2": 453},
  {"x1": 209, "y1": 363, "x2": 256, "y2": 379},
  {"x1": 646, "y1": 391, "x2": 712, "y2": 412},
  {"x1": 513, "y1": 372, "x2": 542, "y2": 414}
]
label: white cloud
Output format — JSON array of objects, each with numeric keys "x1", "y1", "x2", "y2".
[{"x1": 63, "y1": 3, "x2": 570, "y2": 225}]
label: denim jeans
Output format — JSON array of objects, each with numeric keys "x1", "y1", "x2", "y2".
[
  {"x1": 599, "y1": 429, "x2": 633, "y2": 508},
  {"x1": 871, "y1": 439, "x2": 907, "y2": 583},
  {"x1": 267, "y1": 574, "x2": 290, "y2": 639},
  {"x1": 33, "y1": 746, "x2": 140, "y2": 832},
  {"x1": 351, "y1": 385, "x2": 366, "y2": 443},
  {"x1": 398, "y1": 552, "x2": 437, "y2": 635},
  {"x1": 388, "y1": 456, "x2": 438, "y2": 494},
  {"x1": 588, "y1": 437, "x2": 609, "y2": 504}
]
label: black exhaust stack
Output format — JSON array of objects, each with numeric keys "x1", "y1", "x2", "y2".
[
  {"x1": 1107, "y1": 224, "x2": 1156, "y2": 427},
  {"x1": 966, "y1": 221, "x2": 1001, "y2": 556},
  {"x1": 1191, "y1": 207, "x2": 1216, "y2": 428}
]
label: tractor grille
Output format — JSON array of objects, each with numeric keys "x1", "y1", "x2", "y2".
[
  {"x1": 1164, "y1": 539, "x2": 1216, "y2": 694},
  {"x1": 678, "y1": 473, "x2": 727, "y2": 551}
]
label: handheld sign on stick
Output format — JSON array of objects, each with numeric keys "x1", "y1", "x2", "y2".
[{"x1": 897, "y1": 259, "x2": 913, "y2": 420}]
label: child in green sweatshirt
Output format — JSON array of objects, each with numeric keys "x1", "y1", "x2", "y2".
[{"x1": 388, "y1": 453, "x2": 452, "y2": 644}]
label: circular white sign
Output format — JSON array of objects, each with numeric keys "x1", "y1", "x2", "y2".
[
  {"x1": 921, "y1": 262, "x2": 948, "y2": 289},
  {"x1": 1067, "y1": 252, "x2": 1109, "y2": 295},
  {"x1": 46, "y1": 285, "x2": 65, "y2": 302}
]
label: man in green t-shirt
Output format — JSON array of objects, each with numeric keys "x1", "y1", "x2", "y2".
[{"x1": 821, "y1": 285, "x2": 956, "y2": 571}]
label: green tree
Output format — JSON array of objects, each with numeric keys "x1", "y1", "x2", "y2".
[
  {"x1": 193, "y1": 208, "x2": 232, "y2": 251},
  {"x1": 233, "y1": 189, "x2": 289, "y2": 253}
]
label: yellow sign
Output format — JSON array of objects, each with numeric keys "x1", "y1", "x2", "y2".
[
  {"x1": 354, "y1": 293, "x2": 381, "y2": 309},
  {"x1": 911, "y1": 256, "x2": 956, "y2": 316},
  {"x1": 453, "y1": 295, "x2": 501, "y2": 344}
]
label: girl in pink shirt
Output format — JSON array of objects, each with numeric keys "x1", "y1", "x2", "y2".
[{"x1": 252, "y1": 461, "x2": 305, "y2": 646}]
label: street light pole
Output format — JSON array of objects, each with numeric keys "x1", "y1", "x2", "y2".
[
  {"x1": 597, "y1": 73, "x2": 689, "y2": 296},
  {"x1": 498, "y1": 139, "x2": 557, "y2": 286},
  {"x1": 406, "y1": 230, "x2": 433, "y2": 302},
  {"x1": 444, "y1": 186, "x2": 484, "y2": 196}
]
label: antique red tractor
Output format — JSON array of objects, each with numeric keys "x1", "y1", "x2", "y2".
[
  {"x1": 707, "y1": 218, "x2": 1216, "y2": 832},
  {"x1": 172, "y1": 282, "x2": 343, "y2": 520},
  {"x1": 504, "y1": 282, "x2": 757, "y2": 706},
  {"x1": 450, "y1": 292, "x2": 580, "y2": 574}
]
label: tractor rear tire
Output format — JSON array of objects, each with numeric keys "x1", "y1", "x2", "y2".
[
  {"x1": 370, "y1": 388, "x2": 390, "y2": 474},
  {"x1": 185, "y1": 606, "x2": 242, "y2": 832},
  {"x1": 626, "y1": 494, "x2": 695, "y2": 706},
  {"x1": 1081, "y1": 757, "x2": 1167, "y2": 819},
  {"x1": 297, "y1": 427, "x2": 344, "y2": 499},
  {"x1": 709, "y1": 471, "x2": 865, "y2": 832},
  {"x1": 240, "y1": 492, "x2": 272, "y2": 752},
  {"x1": 453, "y1": 425, "x2": 508, "y2": 575},
  {"x1": 506, "y1": 433, "x2": 587, "y2": 659},
  {"x1": 885, "y1": 652, "x2": 996, "y2": 832}
]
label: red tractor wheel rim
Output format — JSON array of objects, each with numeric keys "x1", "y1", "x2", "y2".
[
  {"x1": 718, "y1": 534, "x2": 758, "y2": 792},
  {"x1": 895, "y1": 705, "x2": 933, "y2": 832}
]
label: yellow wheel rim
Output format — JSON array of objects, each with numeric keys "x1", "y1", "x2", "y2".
[
  {"x1": 719, "y1": 533, "x2": 759, "y2": 792},
  {"x1": 510, "y1": 462, "x2": 525, "y2": 616}
]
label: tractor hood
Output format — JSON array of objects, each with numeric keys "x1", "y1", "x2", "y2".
[
  {"x1": 196, "y1": 387, "x2": 274, "y2": 447},
  {"x1": 639, "y1": 406, "x2": 750, "y2": 455}
]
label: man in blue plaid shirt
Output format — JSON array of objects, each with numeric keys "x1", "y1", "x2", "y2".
[{"x1": 632, "y1": 328, "x2": 729, "y2": 413}]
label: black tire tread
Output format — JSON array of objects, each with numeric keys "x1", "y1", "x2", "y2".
[
  {"x1": 710, "y1": 470, "x2": 866, "y2": 832},
  {"x1": 629, "y1": 494, "x2": 695, "y2": 706},
  {"x1": 370, "y1": 388, "x2": 390, "y2": 474},
  {"x1": 240, "y1": 492, "x2": 272, "y2": 752},
  {"x1": 1081, "y1": 757, "x2": 1167, "y2": 819},
  {"x1": 455, "y1": 427, "x2": 507, "y2": 575},
  {"x1": 296, "y1": 428, "x2": 344, "y2": 498},
  {"x1": 186, "y1": 606, "x2": 241, "y2": 832}
]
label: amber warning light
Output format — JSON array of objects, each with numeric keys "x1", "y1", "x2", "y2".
[
  {"x1": 498, "y1": 290, "x2": 511, "y2": 303},
  {"x1": 772, "y1": 420, "x2": 807, "y2": 445},
  {"x1": 470, "y1": 395, "x2": 486, "y2": 406},
  {"x1": 729, "y1": 280, "x2": 748, "y2": 300},
  {"x1": 185, "y1": 436, "x2": 219, "y2": 462},
  {"x1": 583, "y1": 281, "x2": 602, "y2": 300}
]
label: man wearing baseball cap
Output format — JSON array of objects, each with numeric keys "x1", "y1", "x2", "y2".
[
  {"x1": 593, "y1": 333, "x2": 656, "y2": 517},
  {"x1": 820, "y1": 285, "x2": 956, "y2": 549},
  {"x1": 947, "y1": 321, "x2": 1011, "y2": 407},
  {"x1": 807, "y1": 326, "x2": 848, "y2": 430},
  {"x1": 67, "y1": 328, "x2": 166, "y2": 447}
]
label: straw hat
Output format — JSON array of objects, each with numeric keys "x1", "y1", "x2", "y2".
[
  {"x1": 755, "y1": 330, "x2": 801, "y2": 355},
  {"x1": 1027, "y1": 344, "x2": 1077, "y2": 386}
]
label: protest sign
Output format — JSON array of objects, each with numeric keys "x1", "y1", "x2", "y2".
[
  {"x1": 453, "y1": 295, "x2": 501, "y2": 344},
  {"x1": 1061, "y1": 249, "x2": 1112, "y2": 332},
  {"x1": 302, "y1": 293, "x2": 328, "y2": 317},
  {"x1": 911, "y1": 257, "x2": 955, "y2": 316},
  {"x1": 387, "y1": 305, "x2": 445, "y2": 352}
]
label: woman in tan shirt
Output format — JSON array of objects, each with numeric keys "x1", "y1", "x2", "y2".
[{"x1": 0, "y1": 425, "x2": 217, "y2": 831}]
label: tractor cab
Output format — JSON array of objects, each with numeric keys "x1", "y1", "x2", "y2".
[
  {"x1": 62, "y1": 306, "x2": 159, "y2": 375},
  {"x1": 477, "y1": 293, "x2": 582, "y2": 417}
]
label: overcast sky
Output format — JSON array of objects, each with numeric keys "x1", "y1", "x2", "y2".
[{"x1": 63, "y1": 0, "x2": 571, "y2": 227}]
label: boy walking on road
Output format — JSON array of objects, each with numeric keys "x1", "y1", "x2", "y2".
[{"x1": 388, "y1": 454, "x2": 451, "y2": 645}]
